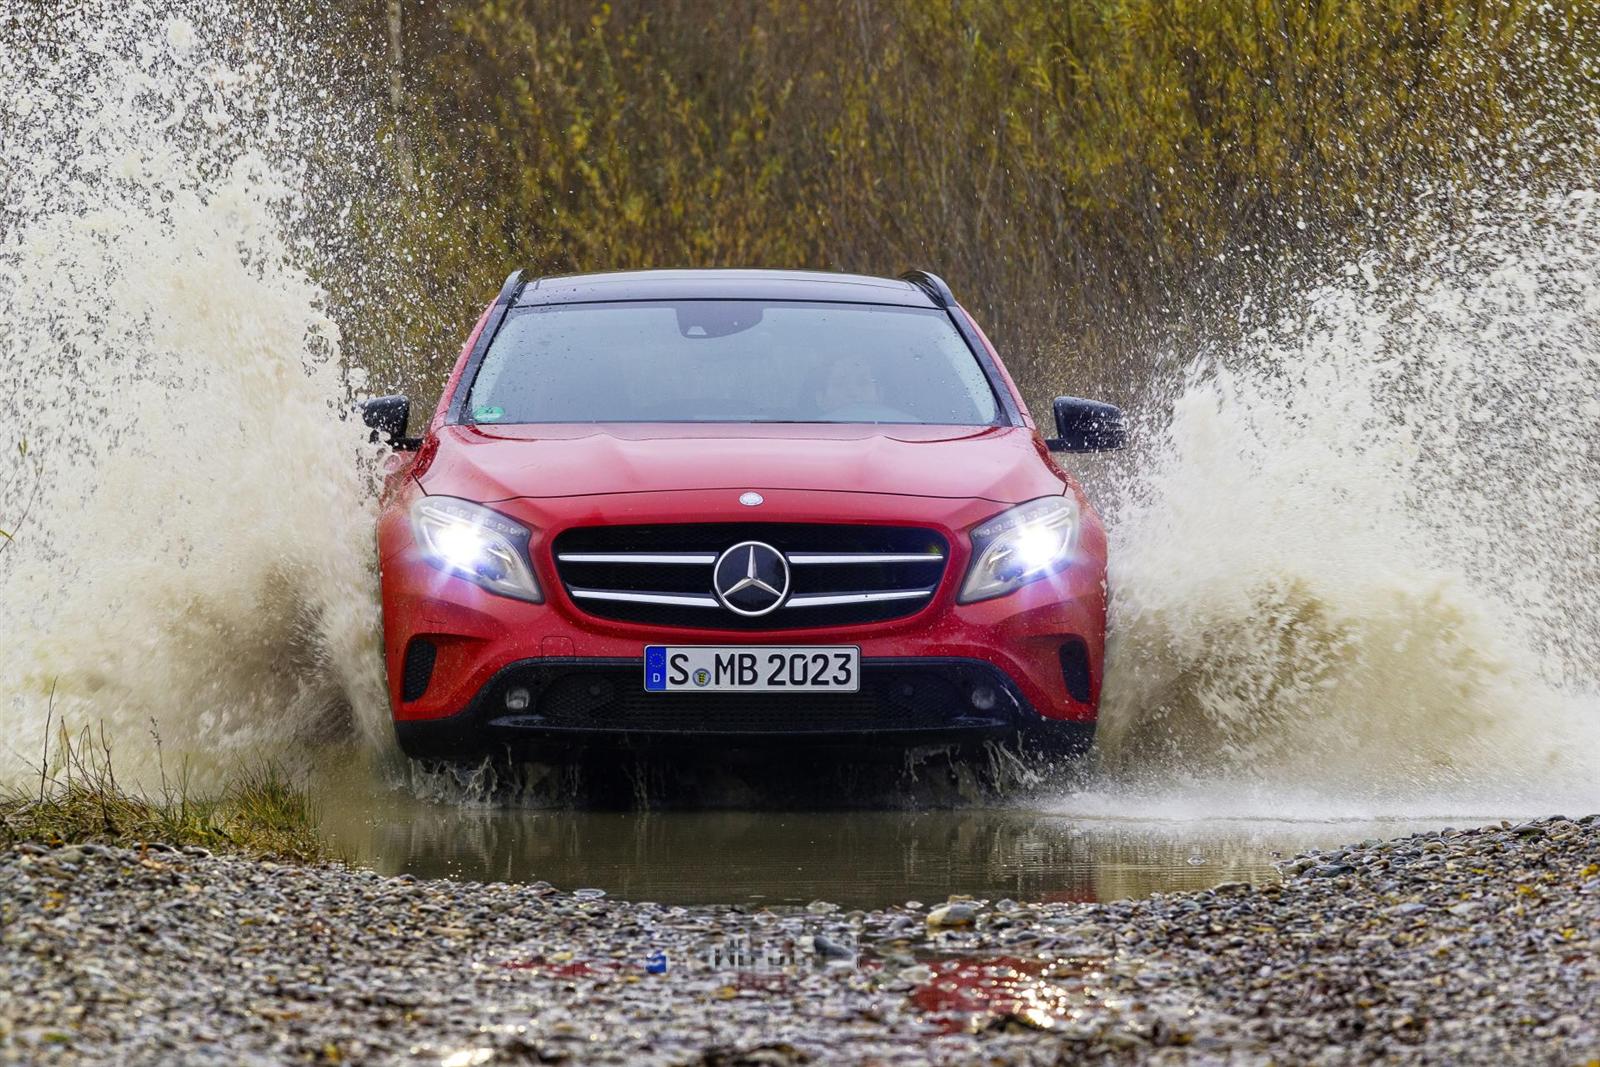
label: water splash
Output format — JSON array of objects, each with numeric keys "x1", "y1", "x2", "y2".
[
  {"x1": 1092, "y1": 185, "x2": 1600, "y2": 815},
  {"x1": 0, "y1": 3, "x2": 389, "y2": 784}
]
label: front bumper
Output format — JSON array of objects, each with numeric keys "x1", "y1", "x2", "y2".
[
  {"x1": 392, "y1": 656, "x2": 1094, "y2": 759},
  {"x1": 379, "y1": 486, "x2": 1108, "y2": 755}
]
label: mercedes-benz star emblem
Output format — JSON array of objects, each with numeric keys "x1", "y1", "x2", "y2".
[{"x1": 712, "y1": 540, "x2": 790, "y2": 616}]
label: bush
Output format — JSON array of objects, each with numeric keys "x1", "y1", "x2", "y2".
[{"x1": 313, "y1": 1, "x2": 1599, "y2": 408}]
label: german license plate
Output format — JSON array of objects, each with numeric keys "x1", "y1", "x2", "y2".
[{"x1": 644, "y1": 646, "x2": 860, "y2": 692}]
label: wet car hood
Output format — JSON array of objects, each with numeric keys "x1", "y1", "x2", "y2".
[{"x1": 417, "y1": 423, "x2": 1065, "y2": 504}]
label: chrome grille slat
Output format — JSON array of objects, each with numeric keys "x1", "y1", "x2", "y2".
[
  {"x1": 786, "y1": 552, "x2": 943, "y2": 565},
  {"x1": 568, "y1": 588, "x2": 720, "y2": 607},
  {"x1": 561, "y1": 551, "x2": 941, "y2": 566},
  {"x1": 557, "y1": 552, "x2": 718, "y2": 564},
  {"x1": 784, "y1": 589, "x2": 934, "y2": 607}
]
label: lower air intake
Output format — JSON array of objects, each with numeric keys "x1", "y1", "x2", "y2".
[
  {"x1": 480, "y1": 660, "x2": 1026, "y2": 736},
  {"x1": 401, "y1": 638, "x2": 437, "y2": 702},
  {"x1": 1058, "y1": 638, "x2": 1092, "y2": 703}
]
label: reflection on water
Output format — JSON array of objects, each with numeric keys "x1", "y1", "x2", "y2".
[{"x1": 312, "y1": 763, "x2": 1450, "y2": 908}]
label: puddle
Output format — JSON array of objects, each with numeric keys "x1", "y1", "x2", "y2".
[{"x1": 312, "y1": 764, "x2": 1452, "y2": 908}]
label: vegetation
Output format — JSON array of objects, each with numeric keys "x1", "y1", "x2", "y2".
[
  {"x1": 298, "y1": 0, "x2": 1600, "y2": 410},
  {"x1": 1, "y1": 716, "x2": 331, "y2": 862},
  {"x1": 0, "y1": 439, "x2": 36, "y2": 557}
]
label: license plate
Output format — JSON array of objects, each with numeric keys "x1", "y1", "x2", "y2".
[{"x1": 644, "y1": 646, "x2": 860, "y2": 692}]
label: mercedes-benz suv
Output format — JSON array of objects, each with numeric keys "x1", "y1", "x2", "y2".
[{"x1": 364, "y1": 269, "x2": 1124, "y2": 761}]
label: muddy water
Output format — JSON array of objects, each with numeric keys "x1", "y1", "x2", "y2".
[{"x1": 311, "y1": 765, "x2": 1452, "y2": 908}]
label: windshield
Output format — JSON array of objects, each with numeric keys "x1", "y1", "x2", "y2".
[{"x1": 465, "y1": 300, "x2": 1002, "y2": 426}]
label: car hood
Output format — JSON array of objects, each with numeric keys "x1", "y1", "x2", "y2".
[{"x1": 418, "y1": 423, "x2": 1065, "y2": 504}]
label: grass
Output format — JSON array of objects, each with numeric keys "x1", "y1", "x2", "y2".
[
  {"x1": 1, "y1": 710, "x2": 333, "y2": 864},
  {"x1": 3, "y1": 449, "x2": 331, "y2": 864}
]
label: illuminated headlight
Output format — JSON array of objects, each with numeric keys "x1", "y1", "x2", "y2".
[
  {"x1": 409, "y1": 496, "x2": 542, "y2": 603},
  {"x1": 959, "y1": 496, "x2": 1080, "y2": 603}
]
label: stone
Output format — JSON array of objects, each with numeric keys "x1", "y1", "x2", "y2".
[{"x1": 926, "y1": 902, "x2": 978, "y2": 928}]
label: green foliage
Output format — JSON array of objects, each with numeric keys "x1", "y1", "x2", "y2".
[{"x1": 321, "y1": 0, "x2": 1600, "y2": 409}]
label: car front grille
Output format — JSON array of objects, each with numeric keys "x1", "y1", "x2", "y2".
[{"x1": 551, "y1": 523, "x2": 949, "y2": 630}]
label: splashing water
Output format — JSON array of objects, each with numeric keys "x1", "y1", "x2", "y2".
[
  {"x1": 2, "y1": 3, "x2": 1598, "y2": 821},
  {"x1": 0, "y1": 3, "x2": 389, "y2": 784},
  {"x1": 1092, "y1": 186, "x2": 1600, "y2": 816}
]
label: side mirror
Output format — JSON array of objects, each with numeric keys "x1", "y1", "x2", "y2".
[
  {"x1": 1046, "y1": 396, "x2": 1126, "y2": 453},
  {"x1": 361, "y1": 394, "x2": 419, "y2": 450}
]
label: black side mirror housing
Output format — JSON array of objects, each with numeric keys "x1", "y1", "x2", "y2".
[
  {"x1": 361, "y1": 394, "x2": 419, "y2": 450},
  {"x1": 1046, "y1": 396, "x2": 1126, "y2": 453}
]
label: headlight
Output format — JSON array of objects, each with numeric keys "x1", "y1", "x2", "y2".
[
  {"x1": 959, "y1": 496, "x2": 1080, "y2": 603},
  {"x1": 409, "y1": 496, "x2": 542, "y2": 602}
]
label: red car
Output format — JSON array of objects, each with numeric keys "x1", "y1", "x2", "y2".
[{"x1": 364, "y1": 269, "x2": 1124, "y2": 761}]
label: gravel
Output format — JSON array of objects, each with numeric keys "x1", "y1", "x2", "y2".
[{"x1": 2, "y1": 817, "x2": 1597, "y2": 1064}]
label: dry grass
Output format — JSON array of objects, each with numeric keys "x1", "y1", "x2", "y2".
[{"x1": 1, "y1": 711, "x2": 331, "y2": 863}]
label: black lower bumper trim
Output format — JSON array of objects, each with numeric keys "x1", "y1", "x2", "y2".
[{"x1": 394, "y1": 657, "x2": 1094, "y2": 760}]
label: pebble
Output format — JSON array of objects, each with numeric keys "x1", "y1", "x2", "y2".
[
  {"x1": 811, "y1": 934, "x2": 854, "y2": 960},
  {"x1": 0, "y1": 820, "x2": 1595, "y2": 1064},
  {"x1": 925, "y1": 902, "x2": 978, "y2": 928}
]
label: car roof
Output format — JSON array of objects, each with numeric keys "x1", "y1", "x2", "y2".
[{"x1": 514, "y1": 268, "x2": 939, "y2": 308}]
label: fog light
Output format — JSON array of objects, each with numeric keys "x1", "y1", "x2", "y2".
[
  {"x1": 505, "y1": 687, "x2": 531, "y2": 711},
  {"x1": 970, "y1": 685, "x2": 998, "y2": 711}
]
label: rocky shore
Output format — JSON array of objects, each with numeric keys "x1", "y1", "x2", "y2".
[{"x1": 2, "y1": 817, "x2": 1596, "y2": 1065}]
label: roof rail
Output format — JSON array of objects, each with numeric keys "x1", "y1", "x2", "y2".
[
  {"x1": 899, "y1": 269, "x2": 955, "y2": 308},
  {"x1": 493, "y1": 268, "x2": 529, "y2": 307}
]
